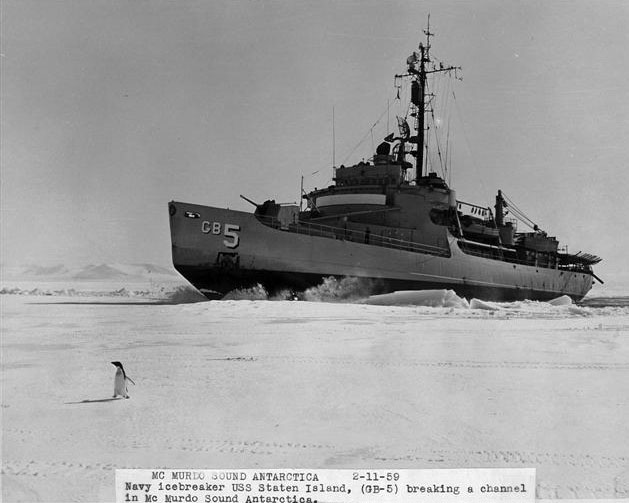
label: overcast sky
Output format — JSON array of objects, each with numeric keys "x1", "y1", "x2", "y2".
[{"x1": 2, "y1": 0, "x2": 627, "y2": 280}]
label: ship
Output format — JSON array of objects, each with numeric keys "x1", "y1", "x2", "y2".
[{"x1": 169, "y1": 20, "x2": 602, "y2": 302}]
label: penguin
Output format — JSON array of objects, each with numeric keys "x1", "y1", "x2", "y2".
[{"x1": 111, "y1": 361, "x2": 135, "y2": 399}]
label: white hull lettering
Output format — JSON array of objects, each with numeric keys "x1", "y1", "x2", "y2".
[
  {"x1": 223, "y1": 224, "x2": 240, "y2": 249},
  {"x1": 201, "y1": 221, "x2": 241, "y2": 249}
]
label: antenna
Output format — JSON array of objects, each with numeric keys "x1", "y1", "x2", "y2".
[
  {"x1": 446, "y1": 117, "x2": 451, "y2": 185},
  {"x1": 332, "y1": 106, "x2": 336, "y2": 168}
]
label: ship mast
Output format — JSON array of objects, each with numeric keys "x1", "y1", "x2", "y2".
[
  {"x1": 416, "y1": 20, "x2": 430, "y2": 179},
  {"x1": 399, "y1": 16, "x2": 461, "y2": 182}
]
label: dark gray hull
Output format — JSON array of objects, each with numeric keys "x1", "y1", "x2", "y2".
[{"x1": 169, "y1": 201, "x2": 593, "y2": 301}]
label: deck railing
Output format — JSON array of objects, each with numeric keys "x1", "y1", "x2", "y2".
[{"x1": 255, "y1": 215, "x2": 451, "y2": 257}]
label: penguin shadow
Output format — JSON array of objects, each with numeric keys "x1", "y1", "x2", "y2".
[{"x1": 65, "y1": 397, "x2": 128, "y2": 404}]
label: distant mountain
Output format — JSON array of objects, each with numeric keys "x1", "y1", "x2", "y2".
[
  {"x1": 20, "y1": 264, "x2": 72, "y2": 276},
  {"x1": 114, "y1": 263, "x2": 178, "y2": 277},
  {"x1": 1, "y1": 263, "x2": 180, "y2": 281},
  {"x1": 72, "y1": 264, "x2": 128, "y2": 280}
]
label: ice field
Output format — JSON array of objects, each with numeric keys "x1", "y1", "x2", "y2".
[{"x1": 1, "y1": 267, "x2": 628, "y2": 502}]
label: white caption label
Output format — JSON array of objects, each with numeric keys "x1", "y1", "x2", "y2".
[{"x1": 116, "y1": 468, "x2": 535, "y2": 503}]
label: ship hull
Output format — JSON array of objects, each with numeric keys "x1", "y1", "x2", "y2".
[{"x1": 169, "y1": 201, "x2": 593, "y2": 301}]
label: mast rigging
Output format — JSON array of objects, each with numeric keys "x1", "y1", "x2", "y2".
[{"x1": 397, "y1": 16, "x2": 461, "y2": 182}]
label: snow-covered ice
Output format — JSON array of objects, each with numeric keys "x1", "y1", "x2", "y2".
[{"x1": 1, "y1": 269, "x2": 628, "y2": 501}]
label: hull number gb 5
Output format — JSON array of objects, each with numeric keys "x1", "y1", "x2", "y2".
[{"x1": 201, "y1": 221, "x2": 240, "y2": 248}]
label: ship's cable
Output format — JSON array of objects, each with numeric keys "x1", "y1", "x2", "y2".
[
  {"x1": 451, "y1": 90, "x2": 490, "y2": 202},
  {"x1": 340, "y1": 101, "x2": 393, "y2": 166},
  {"x1": 501, "y1": 192, "x2": 539, "y2": 230}
]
